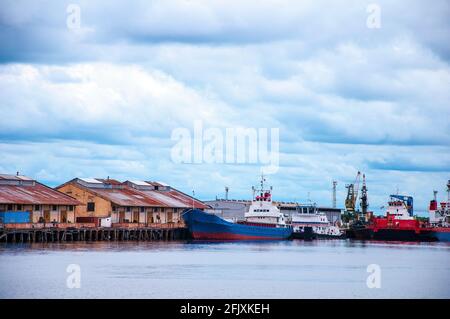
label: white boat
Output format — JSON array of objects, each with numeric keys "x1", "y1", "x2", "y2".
[
  {"x1": 244, "y1": 177, "x2": 289, "y2": 228},
  {"x1": 290, "y1": 204, "x2": 343, "y2": 239}
]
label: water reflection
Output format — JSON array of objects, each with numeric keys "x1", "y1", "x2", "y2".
[{"x1": 0, "y1": 240, "x2": 449, "y2": 298}]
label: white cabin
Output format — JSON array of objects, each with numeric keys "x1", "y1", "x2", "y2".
[
  {"x1": 291, "y1": 205, "x2": 342, "y2": 237},
  {"x1": 386, "y1": 200, "x2": 413, "y2": 220},
  {"x1": 244, "y1": 177, "x2": 289, "y2": 227}
]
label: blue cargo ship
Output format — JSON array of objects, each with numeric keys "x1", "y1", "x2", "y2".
[
  {"x1": 182, "y1": 208, "x2": 292, "y2": 240},
  {"x1": 182, "y1": 175, "x2": 292, "y2": 240}
]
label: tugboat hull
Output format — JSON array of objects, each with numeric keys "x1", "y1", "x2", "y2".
[
  {"x1": 292, "y1": 227, "x2": 344, "y2": 240},
  {"x1": 292, "y1": 227, "x2": 315, "y2": 240},
  {"x1": 182, "y1": 209, "x2": 292, "y2": 240},
  {"x1": 352, "y1": 227, "x2": 436, "y2": 242}
]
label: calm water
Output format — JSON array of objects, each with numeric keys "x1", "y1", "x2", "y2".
[{"x1": 0, "y1": 240, "x2": 449, "y2": 299}]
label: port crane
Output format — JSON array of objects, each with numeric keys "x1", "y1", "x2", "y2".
[
  {"x1": 345, "y1": 171, "x2": 361, "y2": 212},
  {"x1": 359, "y1": 174, "x2": 369, "y2": 221},
  {"x1": 343, "y1": 171, "x2": 371, "y2": 224}
]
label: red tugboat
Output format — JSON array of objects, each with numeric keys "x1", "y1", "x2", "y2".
[{"x1": 352, "y1": 195, "x2": 435, "y2": 241}]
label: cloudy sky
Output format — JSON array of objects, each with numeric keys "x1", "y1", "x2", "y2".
[{"x1": 1, "y1": 0, "x2": 449, "y2": 214}]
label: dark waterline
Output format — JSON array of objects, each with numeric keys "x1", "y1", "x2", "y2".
[{"x1": 1, "y1": 240, "x2": 449, "y2": 299}]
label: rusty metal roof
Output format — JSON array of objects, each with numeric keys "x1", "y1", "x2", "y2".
[
  {"x1": 0, "y1": 175, "x2": 80, "y2": 205},
  {"x1": 132, "y1": 188, "x2": 208, "y2": 209},
  {"x1": 62, "y1": 178, "x2": 208, "y2": 209},
  {"x1": 95, "y1": 178, "x2": 123, "y2": 185},
  {"x1": 0, "y1": 174, "x2": 34, "y2": 181},
  {"x1": 89, "y1": 187, "x2": 164, "y2": 207}
]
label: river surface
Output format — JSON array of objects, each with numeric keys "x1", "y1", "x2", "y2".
[{"x1": 0, "y1": 240, "x2": 449, "y2": 299}]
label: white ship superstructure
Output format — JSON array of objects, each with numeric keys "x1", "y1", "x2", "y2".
[
  {"x1": 244, "y1": 175, "x2": 289, "y2": 228},
  {"x1": 429, "y1": 180, "x2": 450, "y2": 226},
  {"x1": 291, "y1": 204, "x2": 342, "y2": 238}
]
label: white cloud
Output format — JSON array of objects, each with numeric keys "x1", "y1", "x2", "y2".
[{"x1": 0, "y1": 0, "x2": 449, "y2": 213}]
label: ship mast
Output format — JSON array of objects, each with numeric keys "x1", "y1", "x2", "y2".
[
  {"x1": 447, "y1": 180, "x2": 450, "y2": 204},
  {"x1": 261, "y1": 172, "x2": 265, "y2": 193}
]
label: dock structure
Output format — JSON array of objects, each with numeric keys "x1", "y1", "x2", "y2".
[
  {"x1": 0, "y1": 173, "x2": 209, "y2": 243},
  {"x1": 0, "y1": 224, "x2": 190, "y2": 243}
]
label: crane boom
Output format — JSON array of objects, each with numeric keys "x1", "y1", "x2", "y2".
[
  {"x1": 354, "y1": 172, "x2": 362, "y2": 207},
  {"x1": 345, "y1": 171, "x2": 361, "y2": 212}
]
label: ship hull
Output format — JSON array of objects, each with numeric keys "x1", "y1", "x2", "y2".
[
  {"x1": 430, "y1": 228, "x2": 450, "y2": 242},
  {"x1": 292, "y1": 227, "x2": 315, "y2": 240},
  {"x1": 352, "y1": 227, "x2": 436, "y2": 242},
  {"x1": 182, "y1": 209, "x2": 292, "y2": 240}
]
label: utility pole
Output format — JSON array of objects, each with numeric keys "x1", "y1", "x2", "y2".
[{"x1": 332, "y1": 181, "x2": 337, "y2": 208}]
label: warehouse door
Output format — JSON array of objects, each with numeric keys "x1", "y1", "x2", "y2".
[
  {"x1": 61, "y1": 211, "x2": 67, "y2": 223},
  {"x1": 44, "y1": 210, "x2": 51, "y2": 223},
  {"x1": 133, "y1": 211, "x2": 139, "y2": 223},
  {"x1": 167, "y1": 211, "x2": 173, "y2": 223}
]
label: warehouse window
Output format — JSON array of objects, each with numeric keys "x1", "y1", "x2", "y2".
[
  {"x1": 126, "y1": 207, "x2": 131, "y2": 212},
  {"x1": 52, "y1": 205, "x2": 57, "y2": 211},
  {"x1": 140, "y1": 207, "x2": 145, "y2": 213},
  {"x1": 17, "y1": 204, "x2": 22, "y2": 211},
  {"x1": 153, "y1": 207, "x2": 158, "y2": 212},
  {"x1": 34, "y1": 205, "x2": 40, "y2": 211},
  {"x1": 7, "y1": 204, "x2": 13, "y2": 211},
  {"x1": 87, "y1": 202, "x2": 95, "y2": 212},
  {"x1": 68, "y1": 206, "x2": 74, "y2": 211}
]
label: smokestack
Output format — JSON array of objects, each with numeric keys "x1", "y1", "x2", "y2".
[{"x1": 225, "y1": 186, "x2": 229, "y2": 200}]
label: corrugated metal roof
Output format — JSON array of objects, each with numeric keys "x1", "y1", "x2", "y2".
[
  {"x1": 135, "y1": 190, "x2": 188, "y2": 207},
  {"x1": 167, "y1": 189, "x2": 209, "y2": 209},
  {"x1": 66, "y1": 178, "x2": 208, "y2": 209},
  {"x1": 79, "y1": 178, "x2": 103, "y2": 184},
  {"x1": 129, "y1": 180, "x2": 152, "y2": 186},
  {"x1": 0, "y1": 178, "x2": 80, "y2": 206},
  {"x1": 0, "y1": 174, "x2": 33, "y2": 181},
  {"x1": 95, "y1": 178, "x2": 123, "y2": 185},
  {"x1": 87, "y1": 187, "x2": 163, "y2": 207}
]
